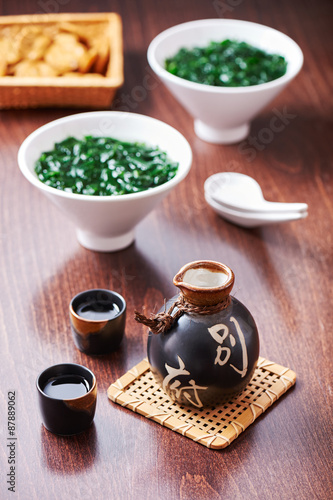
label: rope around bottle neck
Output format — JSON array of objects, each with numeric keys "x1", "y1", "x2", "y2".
[{"x1": 134, "y1": 294, "x2": 231, "y2": 334}]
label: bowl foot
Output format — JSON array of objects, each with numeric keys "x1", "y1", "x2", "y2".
[
  {"x1": 76, "y1": 229, "x2": 135, "y2": 252},
  {"x1": 194, "y1": 120, "x2": 250, "y2": 144}
]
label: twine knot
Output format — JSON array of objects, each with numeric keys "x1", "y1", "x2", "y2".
[{"x1": 135, "y1": 294, "x2": 231, "y2": 334}]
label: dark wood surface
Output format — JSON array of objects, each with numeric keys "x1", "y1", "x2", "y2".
[{"x1": 1, "y1": 1, "x2": 332, "y2": 499}]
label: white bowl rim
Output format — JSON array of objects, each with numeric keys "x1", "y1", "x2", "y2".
[
  {"x1": 147, "y1": 18, "x2": 304, "y2": 94},
  {"x1": 18, "y1": 111, "x2": 192, "y2": 202}
]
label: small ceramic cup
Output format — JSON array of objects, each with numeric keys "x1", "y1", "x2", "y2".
[
  {"x1": 36, "y1": 363, "x2": 97, "y2": 436},
  {"x1": 69, "y1": 289, "x2": 126, "y2": 355}
]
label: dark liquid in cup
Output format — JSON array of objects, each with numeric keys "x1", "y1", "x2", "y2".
[
  {"x1": 43, "y1": 375, "x2": 90, "y2": 399},
  {"x1": 76, "y1": 299, "x2": 120, "y2": 321}
]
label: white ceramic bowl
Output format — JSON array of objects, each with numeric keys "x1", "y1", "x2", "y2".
[
  {"x1": 18, "y1": 111, "x2": 192, "y2": 252},
  {"x1": 148, "y1": 19, "x2": 303, "y2": 144}
]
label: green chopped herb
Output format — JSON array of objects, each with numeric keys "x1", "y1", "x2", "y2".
[
  {"x1": 34, "y1": 136, "x2": 179, "y2": 196},
  {"x1": 165, "y1": 39, "x2": 287, "y2": 87}
]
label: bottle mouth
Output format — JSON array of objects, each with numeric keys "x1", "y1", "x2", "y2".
[{"x1": 173, "y1": 260, "x2": 234, "y2": 306}]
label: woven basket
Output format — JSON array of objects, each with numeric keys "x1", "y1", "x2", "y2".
[{"x1": 0, "y1": 13, "x2": 123, "y2": 109}]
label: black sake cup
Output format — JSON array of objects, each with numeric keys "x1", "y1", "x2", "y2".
[
  {"x1": 36, "y1": 363, "x2": 97, "y2": 436},
  {"x1": 69, "y1": 289, "x2": 126, "y2": 355}
]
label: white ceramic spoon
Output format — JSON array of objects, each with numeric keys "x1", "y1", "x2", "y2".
[
  {"x1": 204, "y1": 172, "x2": 308, "y2": 214},
  {"x1": 204, "y1": 192, "x2": 308, "y2": 228}
]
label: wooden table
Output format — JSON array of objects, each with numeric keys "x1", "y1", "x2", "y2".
[{"x1": 1, "y1": 1, "x2": 332, "y2": 499}]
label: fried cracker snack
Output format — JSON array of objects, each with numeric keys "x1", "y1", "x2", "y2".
[{"x1": 0, "y1": 21, "x2": 110, "y2": 77}]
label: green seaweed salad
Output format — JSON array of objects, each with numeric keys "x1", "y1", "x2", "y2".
[
  {"x1": 34, "y1": 136, "x2": 179, "y2": 196},
  {"x1": 165, "y1": 39, "x2": 287, "y2": 87}
]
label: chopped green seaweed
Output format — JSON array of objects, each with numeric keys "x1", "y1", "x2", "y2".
[
  {"x1": 34, "y1": 136, "x2": 179, "y2": 196},
  {"x1": 165, "y1": 39, "x2": 287, "y2": 87}
]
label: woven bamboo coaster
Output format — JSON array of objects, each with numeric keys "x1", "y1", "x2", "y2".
[{"x1": 107, "y1": 357, "x2": 296, "y2": 449}]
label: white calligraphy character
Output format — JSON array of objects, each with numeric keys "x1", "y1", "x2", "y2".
[
  {"x1": 208, "y1": 316, "x2": 248, "y2": 378},
  {"x1": 163, "y1": 356, "x2": 208, "y2": 408}
]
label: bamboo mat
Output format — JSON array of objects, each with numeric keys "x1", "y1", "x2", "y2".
[{"x1": 107, "y1": 357, "x2": 296, "y2": 449}]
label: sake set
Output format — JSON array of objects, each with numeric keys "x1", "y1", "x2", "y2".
[{"x1": 37, "y1": 259, "x2": 263, "y2": 437}]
